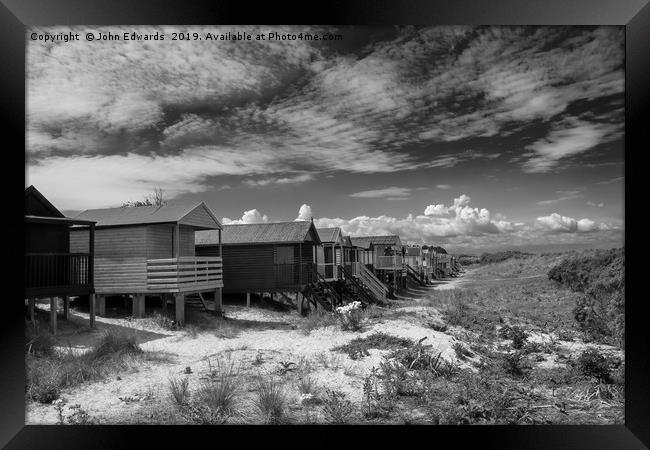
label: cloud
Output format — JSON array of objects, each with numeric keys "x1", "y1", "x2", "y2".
[
  {"x1": 523, "y1": 120, "x2": 620, "y2": 173},
  {"x1": 296, "y1": 204, "x2": 313, "y2": 221},
  {"x1": 423, "y1": 204, "x2": 449, "y2": 216},
  {"x1": 536, "y1": 190, "x2": 583, "y2": 205},
  {"x1": 535, "y1": 213, "x2": 609, "y2": 233},
  {"x1": 244, "y1": 173, "x2": 314, "y2": 187},
  {"x1": 349, "y1": 186, "x2": 411, "y2": 199},
  {"x1": 222, "y1": 208, "x2": 269, "y2": 225},
  {"x1": 436, "y1": 184, "x2": 451, "y2": 190},
  {"x1": 586, "y1": 201, "x2": 605, "y2": 208}
]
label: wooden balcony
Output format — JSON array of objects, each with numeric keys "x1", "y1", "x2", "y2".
[
  {"x1": 317, "y1": 263, "x2": 339, "y2": 280},
  {"x1": 375, "y1": 255, "x2": 404, "y2": 269},
  {"x1": 146, "y1": 256, "x2": 223, "y2": 293},
  {"x1": 25, "y1": 253, "x2": 93, "y2": 297}
]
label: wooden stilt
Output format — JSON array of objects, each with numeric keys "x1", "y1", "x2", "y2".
[
  {"x1": 214, "y1": 288, "x2": 222, "y2": 315},
  {"x1": 175, "y1": 294, "x2": 185, "y2": 326},
  {"x1": 28, "y1": 297, "x2": 35, "y2": 325},
  {"x1": 161, "y1": 294, "x2": 168, "y2": 315},
  {"x1": 89, "y1": 293, "x2": 96, "y2": 328},
  {"x1": 96, "y1": 295, "x2": 106, "y2": 317},
  {"x1": 133, "y1": 294, "x2": 145, "y2": 318},
  {"x1": 246, "y1": 292, "x2": 251, "y2": 308},
  {"x1": 63, "y1": 295, "x2": 70, "y2": 320},
  {"x1": 49, "y1": 297, "x2": 57, "y2": 335},
  {"x1": 297, "y1": 291, "x2": 302, "y2": 315}
]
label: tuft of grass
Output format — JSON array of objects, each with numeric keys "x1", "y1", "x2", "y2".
[
  {"x1": 26, "y1": 329, "x2": 146, "y2": 404},
  {"x1": 297, "y1": 376, "x2": 317, "y2": 396},
  {"x1": 322, "y1": 389, "x2": 355, "y2": 424},
  {"x1": 452, "y1": 342, "x2": 473, "y2": 360},
  {"x1": 573, "y1": 348, "x2": 612, "y2": 383},
  {"x1": 300, "y1": 308, "x2": 339, "y2": 334},
  {"x1": 254, "y1": 378, "x2": 287, "y2": 424},
  {"x1": 332, "y1": 332, "x2": 414, "y2": 360},
  {"x1": 168, "y1": 376, "x2": 190, "y2": 407}
]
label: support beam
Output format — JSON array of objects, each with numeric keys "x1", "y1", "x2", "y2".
[
  {"x1": 133, "y1": 294, "x2": 145, "y2": 318},
  {"x1": 95, "y1": 295, "x2": 106, "y2": 317},
  {"x1": 63, "y1": 295, "x2": 70, "y2": 320},
  {"x1": 49, "y1": 297, "x2": 57, "y2": 335},
  {"x1": 246, "y1": 292, "x2": 251, "y2": 308},
  {"x1": 214, "y1": 288, "x2": 222, "y2": 315},
  {"x1": 28, "y1": 297, "x2": 35, "y2": 325},
  {"x1": 175, "y1": 294, "x2": 185, "y2": 326},
  {"x1": 296, "y1": 291, "x2": 302, "y2": 316},
  {"x1": 161, "y1": 294, "x2": 168, "y2": 315},
  {"x1": 89, "y1": 293, "x2": 96, "y2": 328}
]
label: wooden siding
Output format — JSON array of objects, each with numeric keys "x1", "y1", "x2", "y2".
[
  {"x1": 147, "y1": 224, "x2": 173, "y2": 259},
  {"x1": 180, "y1": 203, "x2": 219, "y2": 229},
  {"x1": 179, "y1": 225, "x2": 196, "y2": 256},
  {"x1": 71, "y1": 226, "x2": 147, "y2": 258},
  {"x1": 94, "y1": 256, "x2": 148, "y2": 294}
]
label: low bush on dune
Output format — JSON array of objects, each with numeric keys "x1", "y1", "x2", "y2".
[
  {"x1": 333, "y1": 332, "x2": 414, "y2": 360},
  {"x1": 26, "y1": 329, "x2": 146, "y2": 403},
  {"x1": 479, "y1": 251, "x2": 533, "y2": 265},
  {"x1": 548, "y1": 248, "x2": 624, "y2": 347}
]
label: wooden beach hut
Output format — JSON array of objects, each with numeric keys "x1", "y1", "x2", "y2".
[
  {"x1": 316, "y1": 227, "x2": 345, "y2": 280},
  {"x1": 195, "y1": 220, "x2": 322, "y2": 311},
  {"x1": 349, "y1": 235, "x2": 406, "y2": 293},
  {"x1": 25, "y1": 186, "x2": 97, "y2": 333},
  {"x1": 70, "y1": 200, "x2": 223, "y2": 325}
]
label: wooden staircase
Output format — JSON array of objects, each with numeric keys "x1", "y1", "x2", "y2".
[
  {"x1": 303, "y1": 268, "x2": 342, "y2": 311},
  {"x1": 339, "y1": 265, "x2": 378, "y2": 306},
  {"x1": 406, "y1": 264, "x2": 426, "y2": 286}
]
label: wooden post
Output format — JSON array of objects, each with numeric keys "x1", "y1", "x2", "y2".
[
  {"x1": 296, "y1": 291, "x2": 302, "y2": 315},
  {"x1": 174, "y1": 224, "x2": 180, "y2": 258},
  {"x1": 133, "y1": 294, "x2": 145, "y2": 318},
  {"x1": 298, "y1": 243, "x2": 303, "y2": 284},
  {"x1": 214, "y1": 287, "x2": 222, "y2": 315},
  {"x1": 28, "y1": 297, "x2": 35, "y2": 324},
  {"x1": 63, "y1": 295, "x2": 70, "y2": 320},
  {"x1": 89, "y1": 293, "x2": 96, "y2": 328},
  {"x1": 246, "y1": 292, "x2": 251, "y2": 308},
  {"x1": 161, "y1": 294, "x2": 168, "y2": 315},
  {"x1": 175, "y1": 294, "x2": 185, "y2": 326},
  {"x1": 95, "y1": 295, "x2": 106, "y2": 317},
  {"x1": 49, "y1": 297, "x2": 57, "y2": 334}
]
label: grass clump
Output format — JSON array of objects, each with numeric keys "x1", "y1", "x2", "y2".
[
  {"x1": 300, "y1": 308, "x2": 338, "y2": 334},
  {"x1": 168, "y1": 376, "x2": 190, "y2": 406},
  {"x1": 322, "y1": 389, "x2": 355, "y2": 424},
  {"x1": 332, "y1": 332, "x2": 414, "y2": 360},
  {"x1": 254, "y1": 378, "x2": 287, "y2": 424},
  {"x1": 573, "y1": 348, "x2": 612, "y2": 383}
]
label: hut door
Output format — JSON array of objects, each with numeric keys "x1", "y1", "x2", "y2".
[{"x1": 274, "y1": 246, "x2": 294, "y2": 286}]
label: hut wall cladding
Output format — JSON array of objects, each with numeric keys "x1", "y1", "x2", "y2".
[
  {"x1": 179, "y1": 225, "x2": 196, "y2": 256},
  {"x1": 146, "y1": 224, "x2": 173, "y2": 259},
  {"x1": 71, "y1": 226, "x2": 149, "y2": 293},
  {"x1": 196, "y1": 244, "x2": 275, "y2": 293},
  {"x1": 181, "y1": 204, "x2": 218, "y2": 228}
]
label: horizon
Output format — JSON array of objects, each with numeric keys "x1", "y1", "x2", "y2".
[{"x1": 27, "y1": 25, "x2": 624, "y2": 254}]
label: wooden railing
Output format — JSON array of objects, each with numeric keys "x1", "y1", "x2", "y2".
[
  {"x1": 355, "y1": 263, "x2": 388, "y2": 301},
  {"x1": 376, "y1": 255, "x2": 403, "y2": 269},
  {"x1": 147, "y1": 256, "x2": 223, "y2": 292},
  {"x1": 317, "y1": 263, "x2": 338, "y2": 280},
  {"x1": 25, "y1": 253, "x2": 92, "y2": 296},
  {"x1": 273, "y1": 262, "x2": 315, "y2": 288}
]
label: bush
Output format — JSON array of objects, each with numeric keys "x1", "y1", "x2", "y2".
[
  {"x1": 452, "y1": 342, "x2": 473, "y2": 360},
  {"x1": 332, "y1": 333, "x2": 414, "y2": 360},
  {"x1": 322, "y1": 389, "x2": 355, "y2": 424},
  {"x1": 479, "y1": 251, "x2": 532, "y2": 265},
  {"x1": 498, "y1": 325, "x2": 528, "y2": 350},
  {"x1": 388, "y1": 338, "x2": 457, "y2": 377},
  {"x1": 336, "y1": 302, "x2": 363, "y2": 332},
  {"x1": 254, "y1": 378, "x2": 287, "y2": 424},
  {"x1": 574, "y1": 348, "x2": 612, "y2": 383},
  {"x1": 500, "y1": 351, "x2": 530, "y2": 377},
  {"x1": 300, "y1": 308, "x2": 338, "y2": 333}
]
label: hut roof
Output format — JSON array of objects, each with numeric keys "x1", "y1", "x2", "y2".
[
  {"x1": 74, "y1": 200, "x2": 221, "y2": 229},
  {"x1": 316, "y1": 227, "x2": 341, "y2": 244},
  {"x1": 196, "y1": 221, "x2": 321, "y2": 246},
  {"x1": 349, "y1": 235, "x2": 403, "y2": 249}
]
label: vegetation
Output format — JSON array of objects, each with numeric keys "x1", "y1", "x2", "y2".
[
  {"x1": 548, "y1": 248, "x2": 624, "y2": 347},
  {"x1": 121, "y1": 187, "x2": 166, "y2": 207},
  {"x1": 332, "y1": 332, "x2": 414, "y2": 360},
  {"x1": 254, "y1": 378, "x2": 287, "y2": 424},
  {"x1": 479, "y1": 250, "x2": 533, "y2": 265}
]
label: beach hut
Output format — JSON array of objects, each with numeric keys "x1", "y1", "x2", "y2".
[
  {"x1": 25, "y1": 186, "x2": 97, "y2": 333},
  {"x1": 70, "y1": 200, "x2": 223, "y2": 325},
  {"x1": 316, "y1": 227, "x2": 345, "y2": 280},
  {"x1": 195, "y1": 221, "x2": 322, "y2": 311},
  {"x1": 349, "y1": 235, "x2": 406, "y2": 293}
]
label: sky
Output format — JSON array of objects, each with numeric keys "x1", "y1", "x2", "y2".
[{"x1": 26, "y1": 25, "x2": 624, "y2": 254}]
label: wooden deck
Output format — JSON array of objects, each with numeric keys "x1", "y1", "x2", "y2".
[
  {"x1": 375, "y1": 255, "x2": 404, "y2": 269},
  {"x1": 25, "y1": 252, "x2": 93, "y2": 297}
]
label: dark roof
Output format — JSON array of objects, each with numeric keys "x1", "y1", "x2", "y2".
[
  {"x1": 196, "y1": 221, "x2": 321, "y2": 246},
  {"x1": 405, "y1": 247, "x2": 421, "y2": 256},
  {"x1": 74, "y1": 200, "x2": 221, "y2": 229},
  {"x1": 316, "y1": 227, "x2": 341, "y2": 243},
  {"x1": 349, "y1": 235, "x2": 403, "y2": 248},
  {"x1": 25, "y1": 185, "x2": 65, "y2": 218}
]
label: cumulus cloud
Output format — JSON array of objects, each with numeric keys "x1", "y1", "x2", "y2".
[
  {"x1": 244, "y1": 173, "x2": 314, "y2": 188},
  {"x1": 296, "y1": 204, "x2": 313, "y2": 221},
  {"x1": 535, "y1": 213, "x2": 609, "y2": 233},
  {"x1": 436, "y1": 184, "x2": 451, "y2": 190},
  {"x1": 222, "y1": 208, "x2": 269, "y2": 225},
  {"x1": 586, "y1": 201, "x2": 605, "y2": 208}
]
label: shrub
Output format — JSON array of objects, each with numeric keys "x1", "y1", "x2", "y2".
[
  {"x1": 500, "y1": 351, "x2": 530, "y2": 377},
  {"x1": 87, "y1": 330, "x2": 141, "y2": 360},
  {"x1": 362, "y1": 367, "x2": 395, "y2": 418},
  {"x1": 301, "y1": 308, "x2": 339, "y2": 333},
  {"x1": 388, "y1": 338, "x2": 457, "y2": 377},
  {"x1": 498, "y1": 325, "x2": 528, "y2": 350},
  {"x1": 254, "y1": 378, "x2": 287, "y2": 424},
  {"x1": 26, "y1": 355, "x2": 62, "y2": 403},
  {"x1": 574, "y1": 348, "x2": 612, "y2": 383},
  {"x1": 336, "y1": 301, "x2": 363, "y2": 331},
  {"x1": 332, "y1": 333, "x2": 414, "y2": 360},
  {"x1": 452, "y1": 342, "x2": 473, "y2": 360},
  {"x1": 322, "y1": 389, "x2": 355, "y2": 424},
  {"x1": 297, "y1": 376, "x2": 317, "y2": 396},
  {"x1": 168, "y1": 376, "x2": 190, "y2": 407},
  {"x1": 197, "y1": 357, "x2": 240, "y2": 417}
]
